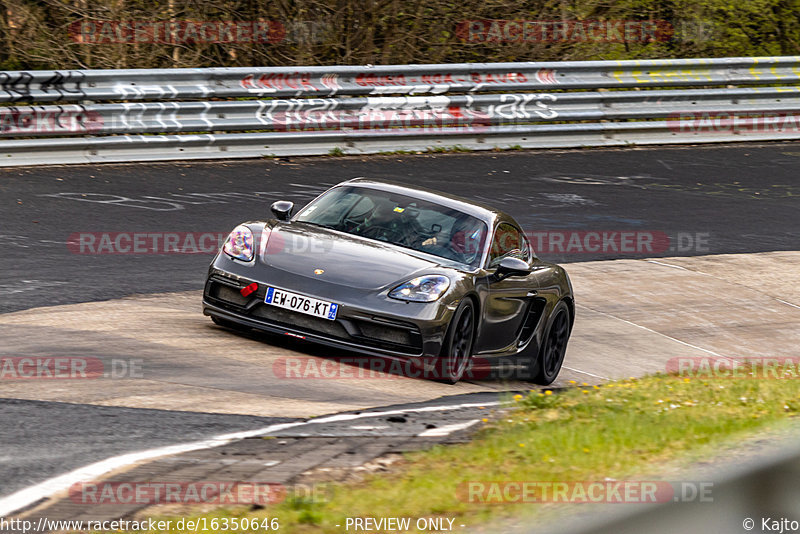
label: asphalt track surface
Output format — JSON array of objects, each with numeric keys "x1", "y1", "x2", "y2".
[
  {"x1": 1, "y1": 142, "x2": 799, "y2": 510},
  {"x1": 0, "y1": 399, "x2": 295, "y2": 499},
  {"x1": 1, "y1": 142, "x2": 799, "y2": 314}
]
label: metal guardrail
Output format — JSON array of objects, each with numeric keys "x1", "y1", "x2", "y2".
[
  {"x1": 537, "y1": 432, "x2": 800, "y2": 534},
  {"x1": 2, "y1": 56, "x2": 800, "y2": 165}
]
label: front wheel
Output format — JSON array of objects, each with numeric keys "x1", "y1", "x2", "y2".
[
  {"x1": 533, "y1": 300, "x2": 571, "y2": 385},
  {"x1": 438, "y1": 300, "x2": 476, "y2": 384}
]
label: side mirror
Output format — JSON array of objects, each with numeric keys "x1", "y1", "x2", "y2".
[
  {"x1": 492, "y1": 257, "x2": 532, "y2": 282},
  {"x1": 271, "y1": 200, "x2": 294, "y2": 221}
]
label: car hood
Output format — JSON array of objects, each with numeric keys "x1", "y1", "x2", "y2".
[{"x1": 259, "y1": 222, "x2": 444, "y2": 290}]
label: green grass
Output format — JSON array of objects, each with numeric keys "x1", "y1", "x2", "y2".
[
  {"x1": 424, "y1": 145, "x2": 471, "y2": 153},
  {"x1": 121, "y1": 374, "x2": 800, "y2": 533},
  {"x1": 376, "y1": 149, "x2": 414, "y2": 155}
]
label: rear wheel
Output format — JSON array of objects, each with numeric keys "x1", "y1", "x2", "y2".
[
  {"x1": 438, "y1": 300, "x2": 476, "y2": 384},
  {"x1": 533, "y1": 300, "x2": 571, "y2": 385}
]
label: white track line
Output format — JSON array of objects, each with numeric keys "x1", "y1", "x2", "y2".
[
  {"x1": 0, "y1": 400, "x2": 501, "y2": 518},
  {"x1": 646, "y1": 260, "x2": 692, "y2": 271},
  {"x1": 647, "y1": 259, "x2": 800, "y2": 311},
  {"x1": 562, "y1": 366, "x2": 610, "y2": 380},
  {"x1": 0, "y1": 421, "x2": 302, "y2": 518},
  {"x1": 776, "y1": 298, "x2": 800, "y2": 310},
  {"x1": 418, "y1": 419, "x2": 480, "y2": 437},
  {"x1": 575, "y1": 302, "x2": 731, "y2": 360},
  {"x1": 301, "y1": 401, "x2": 500, "y2": 424}
]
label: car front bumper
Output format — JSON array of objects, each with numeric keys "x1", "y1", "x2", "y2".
[{"x1": 202, "y1": 264, "x2": 456, "y2": 359}]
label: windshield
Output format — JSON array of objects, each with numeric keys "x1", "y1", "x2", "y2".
[{"x1": 295, "y1": 186, "x2": 488, "y2": 267}]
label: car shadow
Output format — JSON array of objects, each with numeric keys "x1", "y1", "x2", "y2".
[{"x1": 207, "y1": 322, "x2": 536, "y2": 384}]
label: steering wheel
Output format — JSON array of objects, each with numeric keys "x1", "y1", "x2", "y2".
[
  {"x1": 341, "y1": 217, "x2": 363, "y2": 232},
  {"x1": 358, "y1": 224, "x2": 403, "y2": 242}
]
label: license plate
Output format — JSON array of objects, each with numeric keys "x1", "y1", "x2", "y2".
[{"x1": 264, "y1": 286, "x2": 338, "y2": 320}]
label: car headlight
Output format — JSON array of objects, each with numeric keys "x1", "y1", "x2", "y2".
[
  {"x1": 389, "y1": 275, "x2": 450, "y2": 302},
  {"x1": 222, "y1": 225, "x2": 254, "y2": 262}
]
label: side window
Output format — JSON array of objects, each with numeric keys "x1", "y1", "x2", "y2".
[{"x1": 488, "y1": 223, "x2": 530, "y2": 267}]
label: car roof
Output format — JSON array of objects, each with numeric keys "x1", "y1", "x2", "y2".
[{"x1": 340, "y1": 177, "x2": 511, "y2": 226}]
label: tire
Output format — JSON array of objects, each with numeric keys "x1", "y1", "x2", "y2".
[
  {"x1": 211, "y1": 315, "x2": 251, "y2": 332},
  {"x1": 438, "y1": 299, "x2": 476, "y2": 384},
  {"x1": 532, "y1": 300, "x2": 571, "y2": 385}
]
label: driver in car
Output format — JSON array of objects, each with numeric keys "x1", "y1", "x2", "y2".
[
  {"x1": 421, "y1": 217, "x2": 484, "y2": 264},
  {"x1": 355, "y1": 203, "x2": 483, "y2": 264}
]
